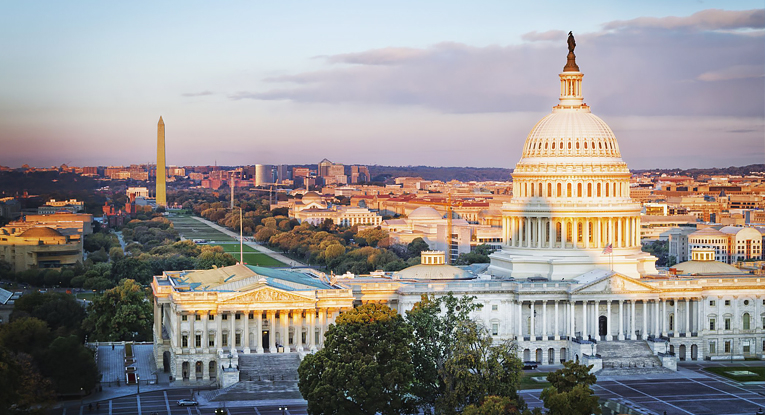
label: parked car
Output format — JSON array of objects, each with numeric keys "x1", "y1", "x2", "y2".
[
  {"x1": 522, "y1": 361, "x2": 539, "y2": 370},
  {"x1": 177, "y1": 399, "x2": 198, "y2": 406}
]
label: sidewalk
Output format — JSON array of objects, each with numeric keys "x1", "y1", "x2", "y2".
[{"x1": 191, "y1": 216, "x2": 307, "y2": 267}]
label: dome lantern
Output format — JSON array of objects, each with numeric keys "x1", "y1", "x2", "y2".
[{"x1": 556, "y1": 32, "x2": 587, "y2": 111}]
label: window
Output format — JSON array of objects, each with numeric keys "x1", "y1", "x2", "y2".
[
  {"x1": 182, "y1": 335, "x2": 188, "y2": 348},
  {"x1": 182, "y1": 315, "x2": 188, "y2": 321},
  {"x1": 492, "y1": 323, "x2": 499, "y2": 336},
  {"x1": 195, "y1": 335, "x2": 201, "y2": 348},
  {"x1": 743, "y1": 342, "x2": 751, "y2": 354},
  {"x1": 709, "y1": 341, "x2": 716, "y2": 354},
  {"x1": 725, "y1": 300, "x2": 731, "y2": 306},
  {"x1": 209, "y1": 334, "x2": 215, "y2": 347},
  {"x1": 709, "y1": 319, "x2": 715, "y2": 331},
  {"x1": 710, "y1": 300, "x2": 715, "y2": 307},
  {"x1": 743, "y1": 313, "x2": 750, "y2": 330},
  {"x1": 724, "y1": 341, "x2": 731, "y2": 353},
  {"x1": 744, "y1": 300, "x2": 749, "y2": 306},
  {"x1": 669, "y1": 315, "x2": 674, "y2": 331},
  {"x1": 492, "y1": 304, "x2": 498, "y2": 311},
  {"x1": 235, "y1": 333, "x2": 241, "y2": 346},
  {"x1": 222, "y1": 314, "x2": 228, "y2": 320},
  {"x1": 195, "y1": 314, "x2": 201, "y2": 321},
  {"x1": 235, "y1": 313, "x2": 241, "y2": 320},
  {"x1": 724, "y1": 318, "x2": 731, "y2": 330},
  {"x1": 222, "y1": 334, "x2": 228, "y2": 347}
]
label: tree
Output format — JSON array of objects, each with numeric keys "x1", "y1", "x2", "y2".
[
  {"x1": 438, "y1": 321, "x2": 524, "y2": 414},
  {"x1": 407, "y1": 237, "x2": 430, "y2": 259},
  {"x1": 0, "y1": 317, "x2": 52, "y2": 356},
  {"x1": 39, "y1": 335, "x2": 99, "y2": 395},
  {"x1": 298, "y1": 303, "x2": 415, "y2": 415},
  {"x1": 540, "y1": 361, "x2": 601, "y2": 415},
  {"x1": 82, "y1": 279, "x2": 153, "y2": 341},
  {"x1": 405, "y1": 293, "x2": 483, "y2": 414},
  {"x1": 11, "y1": 292, "x2": 86, "y2": 337},
  {"x1": 111, "y1": 257, "x2": 153, "y2": 285},
  {"x1": 463, "y1": 396, "x2": 542, "y2": 415},
  {"x1": 356, "y1": 227, "x2": 388, "y2": 247}
]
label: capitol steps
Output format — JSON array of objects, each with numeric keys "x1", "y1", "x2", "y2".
[
  {"x1": 238, "y1": 353, "x2": 301, "y2": 382},
  {"x1": 595, "y1": 340, "x2": 674, "y2": 376}
]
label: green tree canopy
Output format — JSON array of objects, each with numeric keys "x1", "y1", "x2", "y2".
[
  {"x1": 407, "y1": 237, "x2": 430, "y2": 259},
  {"x1": 39, "y1": 335, "x2": 99, "y2": 395},
  {"x1": 438, "y1": 321, "x2": 524, "y2": 414},
  {"x1": 11, "y1": 292, "x2": 85, "y2": 337},
  {"x1": 81, "y1": 279, "x2": 152, "y2": 341},
  {"x1": 298, "y1": 303, "x2": 415, "y2": 415},
  {"x1": 540, "y1": 361, "x2": 601, "y2": 415}
]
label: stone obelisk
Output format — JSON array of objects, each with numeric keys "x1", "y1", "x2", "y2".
[{"x1": 156, "y1": 116, "x2": 167, "y2": 207}]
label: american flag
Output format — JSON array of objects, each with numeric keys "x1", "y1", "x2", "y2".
[{"x1": 602, "y1": 243, "x2": 612, "y2": 255}]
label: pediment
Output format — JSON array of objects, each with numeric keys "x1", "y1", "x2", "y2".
[
  {"x1": 228, "y1": 287, "x2": 316, "y2": 304},
  {"x1": 573, "y1": 273, "x2": 658, "y2": 294}
]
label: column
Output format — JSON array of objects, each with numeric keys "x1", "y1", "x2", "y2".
[
  {"x1": 525, "y1": 218, "x2": 531, "y2": 248},
  {"x1": 616, "y1": 218, "x2": 622, "y2": 248},
  {"x1": 256, "y1": 311, "x2": 264, "y2": 353},
  {"x1": 606, "y1": 301, "x2": 612, "y2": 341},
  {"x1": 176, "y1": 311, "x2": 182, "y2": 350},
  {"x1": 509, "y1": 218, "x2": 516, "y2": 247},
  {"x1": 618, "y1": 300, "x2": 625, "y2": 340},
  {"x1": 630, "y1": 300, "x2": 636, "y2": 340},
  {"x1": 549, "y1": 218, "x2": 555, "y2": 248},
  {"x1": 216, "y1": 313, "x2": 222, "y2": 353},
  {"x1": 318, "y1": 308, "x2": 327, "y2": 348},
  {"x1": 554, "y1": 301, "x2": 560, "y2": 340},
  {"x1": 673, "y1": 299, "x2": 678, "y2": 337},
  {"x1": 517, "y1": 301, "x2": 523, "y2": 340},
  {"x1": 542, "y1": 300, "x2": 548, "y2": 341},
  {"x1": 230, "y1": 312, "x2": 236, "y2": 351},
  {"x1": 572, "y1": 220, "x2": 578, "y2": 249},
  {"x1": 561, "y1": 219, "x2": 568, "y2": 249},
  {"x1": 568, "y1": 301, "x2": 574, "y2": 339},
  {"x1": 698, "y1": 298, "x2": 704, "y2": 333},
  {"x1": 582, "y1": 301, "x2": 587, "y2": 340},
  {"x1": 653, "y1": 301, "x2": 660, "y2": 337},
  {"x1": 202, "y1": 312, "x2": 209, "y2": 352},
  {"x1": 662, "y1": 300, "x2": 668, "y2": 337},
  {"x1": 189, "y1": 313, "x2": 196, "y2": 352},
  {"x1": 685, "y1": 299, "x2": 690, "y2": 336},
  {"x1": 596, "y1": 218, "x2": 602, "y2": 248},
  {"x1": 281, "y1": 310, "x2": 290, "y2": 353},
  {"x1": 642, "y1": 301, "x2": 647, "y2": 340},
  {"x1": 268, "y1": 310, "x2": 277, "y2": 353},
  {"x1": 308, "y1": 310, "x2": 317, "y2": 352},
  {"x1": 608, "y1": 218, "x2": 613, "y2": 247},
  {"x1": 584, "y1": 219, "x2": 590, "y2": 248},
  {"x1": 294, "y1": 310, "x2": 303, "y2": 352},
  {"x1": 154, "y1": 300, "x2": 161, "y2": 342},
  {"x1": 202, "y1": 358, "x2": 209, "y2": 380},
  {"x1": 530, "y1": 301, "x2": 535, "y2": 340},
  {"x1": 243, "y1": 311, "x2": 250, "y2": 353}
]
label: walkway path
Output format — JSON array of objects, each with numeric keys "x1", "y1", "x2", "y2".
[{"x1": 190, "y1": 216, "x2": 307, "y2": 267}]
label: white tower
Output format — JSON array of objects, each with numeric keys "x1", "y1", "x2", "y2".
[{"x1": 488, "y1": 33, "x2": 657, "y2": 280}]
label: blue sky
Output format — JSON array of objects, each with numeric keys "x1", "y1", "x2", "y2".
[{"x1": 0, "y1": 1, "x2": 763, "y2": 169}]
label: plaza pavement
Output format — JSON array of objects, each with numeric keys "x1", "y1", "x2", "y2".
[{"x1": 189, "y1": 216, "x2": 306, "y2": 267}]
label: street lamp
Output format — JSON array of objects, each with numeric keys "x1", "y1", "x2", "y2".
[
  {"x1": 137, "y1": 374, "x2": 140, "y2": 395},
  {"x1": 279, "y1": 407, "x2": 288, "y2": 415}
]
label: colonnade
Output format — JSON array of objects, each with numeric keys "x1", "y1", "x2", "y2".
[
  {"x1": 503, "y1": 215, "x2": 640, "y2": 249},
  {"x1": 164, "y1": 308, "x2": 341, "y2": 356},
  {"x1": 514, "y1": 297, "x2": 702, "y2": 342},
  {"x1": 513, "y1": 178, "x2": 628, "y2": 199}
]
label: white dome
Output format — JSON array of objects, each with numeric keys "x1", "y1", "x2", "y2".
[
  {"x1": 521, "y1": 111, "x2": 622, "y2": 159},
  {"x1": 408, "y1": 206, "x2": 443, "y2": 220}
]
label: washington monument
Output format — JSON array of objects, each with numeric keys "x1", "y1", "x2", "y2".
[{"x1": 156, "y1": 116, "x2": 166, "y2": 207}]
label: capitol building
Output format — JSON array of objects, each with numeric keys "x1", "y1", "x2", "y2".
[{"x1": 152, "y1": 36, "x2": 765, "y2": 386}]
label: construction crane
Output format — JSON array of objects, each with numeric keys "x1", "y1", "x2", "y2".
[{"x1": 425, "y1": 192, "x2": 462, "y2": 264}]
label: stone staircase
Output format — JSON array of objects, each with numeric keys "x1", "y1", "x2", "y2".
[
  {"x1": 596, "y1": 340, "x2": 674, "y2": 376},
  {"x1": 238, "y1": 353, "x2": 301, "y2": 382}
]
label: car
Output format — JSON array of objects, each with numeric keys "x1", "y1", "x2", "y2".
[
  {"x1": 522, "y1": 361, "x2": 539, "y2": 370},
  {"x1": 177, "y1": 399, "x2": 198, "y2": 406}
]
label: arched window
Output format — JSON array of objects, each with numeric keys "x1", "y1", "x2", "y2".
[
  {"x1": 548, "y1": 183, "x2": 552, "y2": 197},
  {"x1": 597, "y1": 183, "x2": 601, "y2": 197},
  {"x1": 576, "y1": 141, "x2": 580, "y2": 149},
  {"x1": 538, "y1": 183, "x2": 543, "y2": 197},
  {"x1": 743, "y1": 313, "x2": 751, "y2": 330},
  {"x1": 577, "y1": 183, "x2": 582, "y2": 197},
  {"x1": 568, "y1": 142, "x2": 571, "y2": 150},
  {"x1": 556, "y1": 222, "x2": 562, "y2": 242},
  {"x1": 552, "y1": 142, "x2": 556, "y2": 149},
  {"x1": 567, "y1": 183, "x2": 572, "y2": 198},
  {"x1": 530, "y1": 183, "x2": 534, "y2": 197},
  {"x1": 588, "y1": 222, "x2": 593, "y2": 242},
  {"x1": 525, "y1": 183, "x2": 528, "y2": 197},
  {"x1": 587, "y1": 183, "x2": 592, "y2": 197},
  {"x1": 606, "y1": 183, "x2": 610, "y2": 197},
  {"x1": 557, "y1": 183, "x2": 562, "y2": 197},
  {"x1": 584, "y1": 141, "x2": 588, "y2": 149}
]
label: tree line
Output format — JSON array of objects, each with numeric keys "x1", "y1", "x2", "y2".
[{"x1": 298, "y1": 294, "x2": 600, "y2": 415}]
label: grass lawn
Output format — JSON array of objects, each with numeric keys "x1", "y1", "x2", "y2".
[
  {"x1": 519, "y1": 372, "x2": 550, "y2": 390},
  {"x1": 74, "y1": 292, "x2": 97, "y2": 301},
  {"x1": 217, "y1": 244, "x2": 259, "y2": 253},
  {"x1": 239, "y1": 253, "x2": 285, "y2": 267},
  {"x1": 704, "y1": 366, "x2": 765, "y2": 382}
]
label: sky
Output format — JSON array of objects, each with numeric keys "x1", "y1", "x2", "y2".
[{"x1": 0, "y1": 1, "x2": 763, "y2": 170}]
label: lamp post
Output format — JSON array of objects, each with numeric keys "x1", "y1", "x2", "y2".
[
  {"x1": 279, "y1": 407, "x2": 288, "y2": 415},
  {"x1": 137, "y1": 374, "x2": 140, "y2": 395}
]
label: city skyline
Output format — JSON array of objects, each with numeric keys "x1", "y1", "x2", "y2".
[{"x1": 0, "y1": 1, "x2": 763, "y2": 169}]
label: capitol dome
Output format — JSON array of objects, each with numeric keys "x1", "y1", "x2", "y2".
[{"x1": 488, "y1": 33, "x2": 657, "y2": 280}]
